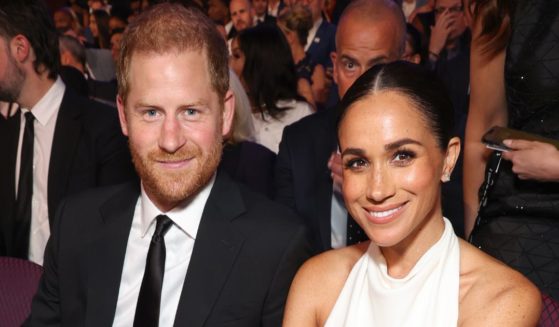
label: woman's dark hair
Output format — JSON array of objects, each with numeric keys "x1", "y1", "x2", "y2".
[
  {"x1": 338, "y1": 61, "x2": 455, "y2": 150},
  {"x1": 471, "y1": 0, "x2": 512, "y2": 58},
  {"x1": 92, "y1": 9, "x2": 111, "y2": 49},
  {"x1": 237, "y1": 24, "x2": 303, "y2": 120},
  {"x1": 0, "y1": 0, "x2": 60, "y2": 79}
]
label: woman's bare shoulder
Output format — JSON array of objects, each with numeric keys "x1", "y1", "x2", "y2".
[
  {"x1": 458, "y1": 240, "x2": 541, "y2": 326},
  {"x1": 283, "y1": 243, "x2": 369, "y2": 327}
]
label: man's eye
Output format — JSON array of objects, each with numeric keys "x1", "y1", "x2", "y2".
[{"x1": 143, "y1": 109, "x2": 159, "y2": 120}]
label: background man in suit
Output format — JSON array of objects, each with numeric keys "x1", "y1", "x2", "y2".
[
  {"x1": 230, "y1": 0, "x2": 255, "y2": 33},
  {"x1": 0, "y1": 0, "x2": 134, "y2": 264},
  {"x1": 275, "y1": 0, "x2": 406, "y2": 253},
  {"x1": 28, "y1": 3, "x2": 310, "y2": 326}
]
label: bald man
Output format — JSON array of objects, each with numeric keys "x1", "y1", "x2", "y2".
[
  {"x1": 275, "y1": 0, "x2": 406, "y2": 254},
  {"x1": 230, "y1": 0, "x2": 254, "y2": 32}
]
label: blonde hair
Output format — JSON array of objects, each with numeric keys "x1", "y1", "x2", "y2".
[
  {"x1": 277, "y1": 3, "x2": 313, "y2": 47},
  {"x1": 228, "y1": 69, "x2": 256, "y2": 144}
]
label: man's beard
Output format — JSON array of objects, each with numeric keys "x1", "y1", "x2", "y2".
[
  {"x1": 130, "y1": 135, "x2": 223, "y2": 209},
  {"x1": 0, "y1": 52, "x2": 25, "y2": 103}
]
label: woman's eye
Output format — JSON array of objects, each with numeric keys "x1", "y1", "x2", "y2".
[
  {"x1": 345, "y1": 158, "x2": 367, "y2": 170},
  {"x1": 392, "y1": 150, "x2": 416, "y2": 165}
]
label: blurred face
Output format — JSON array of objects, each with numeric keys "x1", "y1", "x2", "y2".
[
  {"x1": 208, "y1": 0, "x2": 229, "y2": 24},
  {"x1": 298, "y1": 0, "x2": 323, "y2": 22},
  {"x1": 117, "y1": 51, "x2": 234, "y2": 211},
  {"x1": 109, "y1": 17, "x2": 126, "y2": 33},
  {"x1": 434, "y1": 0, "x2": 467, "y2": 42},
  {"x1": 229, "y1": 37, "x2": 245, "y2": 82},
  {"x1": 332, "y1": 18, "x2": 402, "y2": 98},
  {"x1": 0, "y1": 39, "x2": 25, "y2": 103},
  {"x1": 339, "y1": 91, "x2": 456, "y2": 248},
  {"x1": 89, "y1": 14, "x2": 99, "y2": 37},
  {"x1": 54, "y1": 10, "x2": 72, "y2": 33},
  {"x1": 252, "y1": 0, "x2": 268, "y2": 17},
  {"x1": 230, "y1": 0, "x2": 254, "y2": 31},
  {"x1": 110, "y1": 32, "x2": 123, "y2": 63}
]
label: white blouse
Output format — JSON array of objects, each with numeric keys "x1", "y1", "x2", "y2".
[
  {"x1": 325, "y1": 218, "x2": 460, "y2": 327},
  {"x1": 252, "y1": 99, "x2": 313, "y2": 154}
]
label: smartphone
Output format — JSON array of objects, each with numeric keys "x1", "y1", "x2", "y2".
[{"x1": 482, "y1": 126, "x2": 559, "y2": 152}]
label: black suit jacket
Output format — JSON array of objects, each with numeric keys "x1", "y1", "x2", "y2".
[
  {"x1": 0, "y1": 88, "x2": 135, "y2": 257},
  {"x1": 275, "y1": 107, "x2": 339, "y2": 254},
  {"x1": 27, "y1": 171, "x2": 310, "y2": 326},
  {"x1": 305, "y1": 20, "x2": 336, "y2": 69}
]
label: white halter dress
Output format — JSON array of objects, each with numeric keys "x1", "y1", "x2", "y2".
[{"x1": 324, "y1": 218, "x2": 460, "y2": 327}]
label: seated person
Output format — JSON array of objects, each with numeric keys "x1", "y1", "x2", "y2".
[
  {"x1": 221, "y1": 70, "x2": 277, "y2": 198},
  {"x1": 282, "y1": 62, "x2": 541, "y2": 326}
]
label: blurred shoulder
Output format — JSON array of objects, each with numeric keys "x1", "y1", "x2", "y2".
[{"x1": 458, "y1": 240, "x2": 541, "y2": 326}]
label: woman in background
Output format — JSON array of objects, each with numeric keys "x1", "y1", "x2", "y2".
[
  {"x1": 283, "y1": 62, "x2": 540, "y2": 326},
  {"x1": 220, "y1": 70, "x2": 277, "y2": 198},
  {"x1": 277, "y1": 3, "x2": 328, "y2": 108},
  {"x1": 89, "y1": 9, "x2": 111, "y2": 49},
  {"x1": 229, "y1": 24, "x2": 313, "y2": 153},
  {"x1": 464, "y1": 0, "x2": 559, "y2": 300}
]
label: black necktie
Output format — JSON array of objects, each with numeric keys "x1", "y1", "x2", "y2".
[
  {"x1": 134, "y1": 214, "x2": 173, "y2": 327},
  {"x1": 14, "y1": 111, "x2": 34, "y2": 258},
  {"x1": 346, "y1": 214, "x2": 368, "y2": 246}
]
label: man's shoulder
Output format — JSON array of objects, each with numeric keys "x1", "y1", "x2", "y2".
[
  {"x1": 60, "y1": 88, "x2": 120, "y2": 126},
  {"x1": 283, "y1": 107, "x2": 337, "y2": 137},
  {"x1": 59, "y1": 182, "x2": 138, "y2": 213}
]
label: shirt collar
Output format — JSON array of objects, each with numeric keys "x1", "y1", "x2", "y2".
[
  {"x1": 139, "y1": 173, "x2": 216, "y2": 239},
  {"x1": 28, "y1": 77, "x2": 65, "y2": 127},
  {"x1": 305, "y1": 18, "x2": 323, "y2": 51}
]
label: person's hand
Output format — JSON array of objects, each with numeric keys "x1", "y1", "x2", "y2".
[
  {"x1": 328, "y1": 152, "x2": 343, "y2": 193},
  {"x1": 429, "y1": 10, "x2": 454, "y2": 57},
  {"x1": 501, "y1": 139, "x2": 559, "y2": 182},
  {"x1": 408, "y1": 0, "x2": 434, "y2": 23}
]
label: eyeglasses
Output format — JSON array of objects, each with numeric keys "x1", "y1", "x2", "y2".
[{"x1": 434, "y1": 5, "x2": 463, "y2": 15}]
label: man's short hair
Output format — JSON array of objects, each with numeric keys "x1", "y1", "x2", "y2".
[
  {"x1": 0, "y1": 0, "x2": 60, "y2": 79},
  {"x1": 59, "y1": 35, "x2": 87, "y2": 68},
  {"x1": 117, "y1": 3, "x2": 229, "y2": 103}
]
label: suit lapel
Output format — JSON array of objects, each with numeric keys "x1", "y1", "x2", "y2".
[
  {"x1": 84, "y1": 182, "x2": 139, "y2": 327},
  {"x1": 173, "y1": 172, "x2": 245, "y2": 327},
  {"x1": 315, "y1": 108, "x2": 339, "y2": 251},
  {"x1": 48, "y1": 90, "x2": 83, "y2": 223}
]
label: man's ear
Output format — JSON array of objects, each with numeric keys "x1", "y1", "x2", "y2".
[
  {"x1": 441, "y1": 136, "x2": 461, "y2": 182},
  {"x1": 116, "y1": 95, "x2": 129, "y2": 136},
  {"x1": 10, "y1": 35, "x2": 31, "y2": 63},
  {"x1": 222, "y1": 90, "x2": 235, "y2": 137},
  {"x1": 330, "y1": 51, "x2": 338, "y2": 85}
]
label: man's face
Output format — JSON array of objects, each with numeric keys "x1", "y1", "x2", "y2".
[
  {"x1": 54, "y1": 10, "x2": 72, "y2": 33},
  {"x1": 434, "y1": 0, "x2": 467, "y2": 42},
  {"x1": 230, "y1": 0, "x2": 254, "y2": 32},
  {"x1": 208, "y1": 0, "x2": 229, "y2": 24},
  {"x1": 117, "y1": 50, "x2": 234, "y2": 211},
  {"x1": 332, "y1": 18, "x2": 402, "y2": 98},
  {"x1": 0, "y1": 38, "x2": 25, "y2": 103},
  {"x1": 298, "y1": 0, "x2": 323, "y2": 22},
  {"x1": 252, "y1": 0, "x2": 268, "y2": 17}
]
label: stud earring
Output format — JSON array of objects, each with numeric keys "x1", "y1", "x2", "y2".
[{"x1": 442, "y1": 172, "x2": 451, "y2": 183}]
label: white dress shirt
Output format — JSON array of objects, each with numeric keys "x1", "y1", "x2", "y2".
[
  {"x1": 112, "y1": 175, "x2": 215, "y2": 327},
  {"x1": 15, "y1": 77, "x2": 65, "y2": 265},
  {"x1": 305, "y1": 17, "x2": 323, "y2": 52}
]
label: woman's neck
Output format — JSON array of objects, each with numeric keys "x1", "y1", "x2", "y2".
[{"x1": 381, "y1": 213, "x2": 445, "y2": 279}]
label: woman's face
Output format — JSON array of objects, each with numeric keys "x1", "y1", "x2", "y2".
[
  {"x1": 89, "y1": 14, "x2": 98, "y2": 37},
  {"x1": 229, "y1": 37, "x2": 245, "y2": 85},
  {"x1": 339, "y1": 90, "x2": 458, "y2": 249}
]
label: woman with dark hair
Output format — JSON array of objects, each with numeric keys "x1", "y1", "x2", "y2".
[
  {"x1": 283, "y1": 62, "x2": 540, "y2": 326},
  {"x1": 277, "y1": 3, "x2": 328, "y2": 108},
  {"x1": 89, "y1": 9, "x2": 111, "y2": 49},
  {"x1": 229, "y1": 24, "x2": 313, "y2": 153},
  {"x1": 464, "y1": 0, "x2": 559, "y2": 300}
]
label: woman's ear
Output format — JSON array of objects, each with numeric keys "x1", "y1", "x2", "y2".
[{"x1": 441, "y1": 136, "x2": 461, "y2": 182}]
